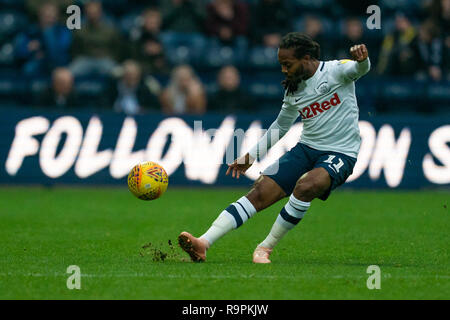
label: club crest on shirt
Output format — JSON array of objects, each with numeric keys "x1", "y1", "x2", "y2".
[{"x1": 316, "y1": 81, "x2": 329, "y2": 94}]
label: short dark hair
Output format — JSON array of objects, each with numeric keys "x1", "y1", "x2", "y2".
[{"x1": 279, "y1": 32, "x2": 320, "y2": 60}]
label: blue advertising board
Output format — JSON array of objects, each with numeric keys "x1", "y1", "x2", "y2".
[{"x1": 0, "y1": 108, "x2": 449, "y2": 189}]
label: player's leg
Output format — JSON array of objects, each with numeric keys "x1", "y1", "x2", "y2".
[
  {"x1": 254, "y1": 168, "x2": 330, "y2": 263},
  {"x1": 199, "y1": 175, "x2": 286, "y2": 244},
  {"x1": 179, "y1": 142, "x2": 312, "y2": 262},
  {"x1": 178, "y1": 175, "x2": 286, "y2": 262},
  {"x1": 254, "y1": 149, "x2": 357, "y2": 263}
]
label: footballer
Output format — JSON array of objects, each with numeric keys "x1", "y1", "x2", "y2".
[{"x1": 178, "y1": 32, "x2": 371, "y2": 263}]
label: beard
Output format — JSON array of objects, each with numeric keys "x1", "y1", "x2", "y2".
[
  {"x1": 281, "y1": 76, "x2": 301, "y2": 95},
  {"x1": 281, "y1": 69, "x2": 302, "y2": 95}
]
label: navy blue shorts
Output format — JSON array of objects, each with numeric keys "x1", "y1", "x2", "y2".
[{"x1": 262, "y1": 143, "x2": 357, "y2": 201}]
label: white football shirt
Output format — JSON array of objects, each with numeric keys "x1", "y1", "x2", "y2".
[{"x1": 249, "y1": 58, "x2": 371, "y2": 159}]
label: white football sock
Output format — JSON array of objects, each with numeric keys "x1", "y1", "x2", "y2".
[
  {"x1": 200, "y1": 196, "x2": 257, "y2": 246},
  {"x1": 260, "y1": 194, "x2": 310, "y2": 249}
]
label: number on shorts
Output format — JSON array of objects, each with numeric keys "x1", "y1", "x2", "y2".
[{"x1": 324, "y1": 155, "x2": 344, "y2": 173}]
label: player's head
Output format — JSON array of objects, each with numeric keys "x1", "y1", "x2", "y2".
[{"x1": 278, "y1": 32, "x2": 320, "y2": 94}]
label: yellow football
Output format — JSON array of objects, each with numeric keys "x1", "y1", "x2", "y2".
[{"x1": 127, "y1": 161, "x2": 169, "y2": 200}]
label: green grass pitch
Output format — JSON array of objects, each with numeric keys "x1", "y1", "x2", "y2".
[{"x1": 0, "y1": 186, "x2": 448, "y2": 299}]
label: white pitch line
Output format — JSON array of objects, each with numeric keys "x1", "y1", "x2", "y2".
[{"x1": 0, "y1": 272, "x2": 449, "y2": 280}]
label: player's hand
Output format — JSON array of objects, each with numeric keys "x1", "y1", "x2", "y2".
[
  {"x1": 350, "y1": 44, "x2": 368, "y2": 62},
  {"x1": 226, "y1": 153, "x2": 255, "y2": 179}
]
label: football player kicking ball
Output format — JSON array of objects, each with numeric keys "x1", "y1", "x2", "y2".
[{"x1": 178, "y1": 32, "x2": 370, "y2": 263}]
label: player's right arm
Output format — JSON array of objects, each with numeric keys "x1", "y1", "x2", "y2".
[{"x1": 226, "y1": 101, "x2": 299, "y2": 179}]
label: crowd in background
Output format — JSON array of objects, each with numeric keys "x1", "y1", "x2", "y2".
[{"x1": 0, "y1": 0, "x2": 449, "y2": 115}]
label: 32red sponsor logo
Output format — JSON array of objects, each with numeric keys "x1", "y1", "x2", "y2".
[{"x1": 299, "y1": 92, "x2": 341, "y2": 119}]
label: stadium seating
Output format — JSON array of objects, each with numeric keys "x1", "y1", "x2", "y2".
[
  {"x1": 0, "y1": 10, "x2": 27, "y2": 42},
  {"x1": 0, "y1": 0, "x2": 447, "y2": 115}
]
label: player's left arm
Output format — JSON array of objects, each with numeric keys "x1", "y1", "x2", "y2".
[
  {"x1": 337, "y1": 44, "x2": 371, "y2": 82},
  {"x1": 226, "y1": 101, "x2": 298, "y2": 179},
  {"x1": 350, "y1": 44, "x2": 369, "y2": 63}
]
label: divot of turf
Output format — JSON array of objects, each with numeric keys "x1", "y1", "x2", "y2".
[{"x1": 139, "y1": 239, "x2": 187, "y2": 262}]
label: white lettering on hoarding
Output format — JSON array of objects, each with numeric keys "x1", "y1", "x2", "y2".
[
  {"x1": 184, "y1": 118, "x2": 236, "y2": 184},
  {"x1": 238, "y1": 121, "x2": 264, "y2": 180},
  {"x1": 4, "y1": 116, "x2": 445, "y2": 187},
  {"x1": 369, "y1": 125, "x2": 411, "y2": 187},
  {"x1": 146, "y1": 117, "x2": 190, "y2": 176},
  {"x1": 110, "y1": 117, "x2": 145, "y2": 179},
  {"x1": 6, "y1": 116, "x2": 50, "y2": 175},
  {"x1": 423, "y1": 125, "x2": 450, "y2": 184},
  {"x1": 39, "y1": 116, "x2": 83, "y2": 178},
  {"x1": 347, "y1": 121, "x2": 376, "y2": 182},
  {"x1": 238, "y1": 121, "x2": 303, "y2": 179},
  {"x1": 256, "y1": 122, "x2": 302, "y2": 177},
  {"x1": 75, "y1": 116, "x2": 113, "y2": 178}
]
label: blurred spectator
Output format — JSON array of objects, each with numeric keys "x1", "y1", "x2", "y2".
[
  {"x1": 158, "y1": 0, "x2": 208, "y2": 64},
  {"x1": 249, "y1": 0, "x2": 292, "y2": 48},
  {"x1": 303, "y1": 15, "x2": 333, "y2": 60},
  {"x1": 205, "y1": 0, "x2": 250, "y2": 64},
  {"x1": 130, "y1": 7, "x2": 170, "y2": 75},
  {"x1": 376, "y1": 12, "x2": 419, "y2": 76},
  {"x1": 335, "y1": 0, "x2": 374, "y2": 17},
  {"x1": 25, "y1": 0, "x2": 73, "y2": 21},
  {"x1": 334, "y1": 17, "x2": 366, "y2": 60},
  {"x1": 208, "y1": 65, "x2": 254, "y2": 113},
  {"x1": 0, "y1": 0, "x2": 445, "y2": 115},
  {"x1": 102, "y1": 60, "x2": 162, "y2": 115},
  {"x1": 14, "y1": 2, "x2": 72, "y2": 76},
  {"x1": 70, "y1": 1, "x2": 123, "y2": 76},
  {"x1": 414, "y1": 19, "x2": 444, "y2": 82},
  {"x1": 429, "y1": 0, "x2": 450, "y2": 79},
  {"x1": 205, "y1": 0, "x2": 249, "y2": 45},
  {"x1": 160, "y1": 65, "x2": 206, "y2": 115},
  {"x1": 304, "y1": 15, "x2": 325, "y2": 43},
  {"x1": 160, "y1": 0, "x2": 207, "y2": 33},
  {"x1": 37, "y1": 67, "x2": 80, "y2": 108},
  {"x1": 429, "y1": 0, "x2": 450, "y2": 33}
]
